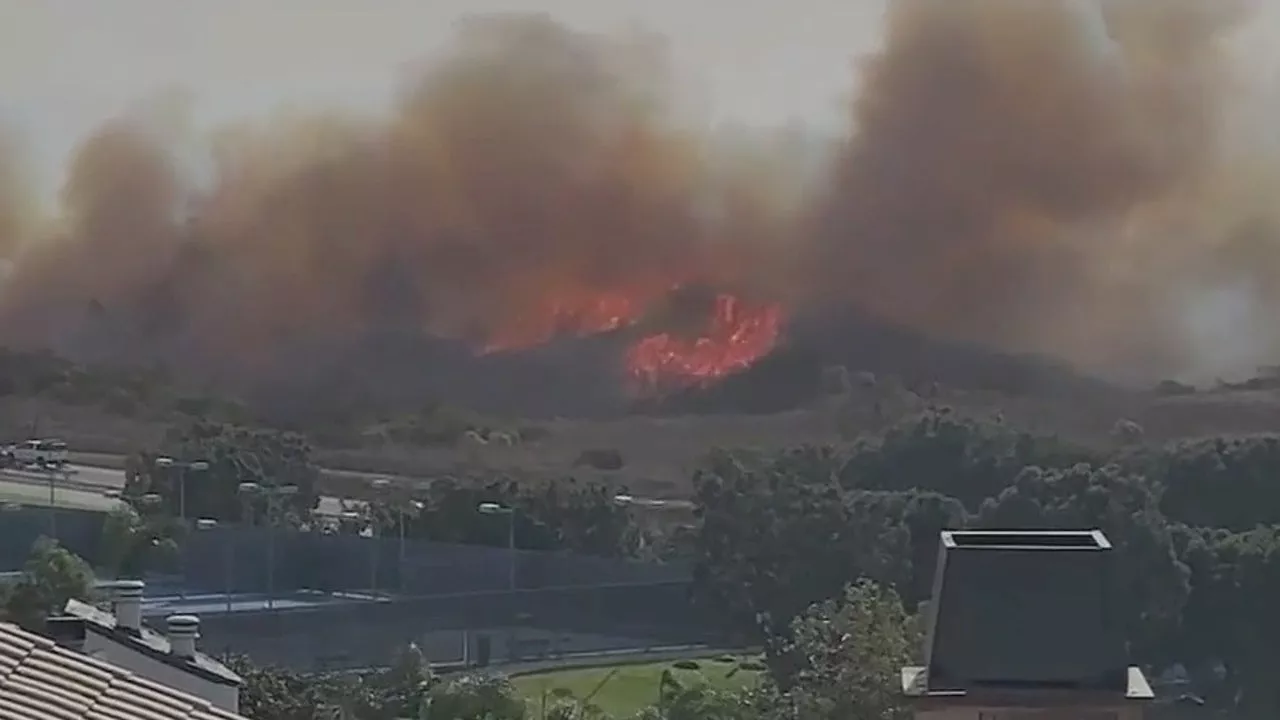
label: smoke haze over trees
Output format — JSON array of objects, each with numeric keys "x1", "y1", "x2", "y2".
[{"x1": 1, "y1": 1, "x2": 1279, "y2": 392}]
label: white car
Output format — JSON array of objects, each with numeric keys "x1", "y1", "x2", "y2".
[{"x1": 12, "y1": 439, "x2": 69, "y2": 467}]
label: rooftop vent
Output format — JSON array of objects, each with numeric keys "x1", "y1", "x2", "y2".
[
  {"x1": 111, "y1": 580, "x2": 145, "y2": 632},
  {"x1": 166, "y1": 615, "x2": 200, "y2": 660}
]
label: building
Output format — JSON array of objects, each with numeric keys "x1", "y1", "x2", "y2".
[
  {"x1": 0, "y1": 620, "x2": 246, "y2": 720},
  {"x1": 902, "y1": 529, "x2": 1154, "y2": 720},
  {"x1": 44, "y1": 579, "x2": 243, "y2": 714}
]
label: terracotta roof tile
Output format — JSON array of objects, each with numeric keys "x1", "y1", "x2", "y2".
[{"x1": 0, "y1": 622, "x2": 249, "y2": 720}]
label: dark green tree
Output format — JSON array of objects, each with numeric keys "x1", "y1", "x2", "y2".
[
  {"x1": 977, "y1": 464, "x2": 1189, "y2": 665},
  {"x1": 767, "y1": 579, "x2": 920, "y2": 720},
  {"x1": 1, "y1": 538, "x2": 96, "y2": 630},
  {"x1": 839, "y1": 408, "x2": 1097, "y2": 510},
  {"x1": 691, "y1": 446, "x2": 943, "y2": 640},
  {"x1": 1154, "y1": 436, "x2": 1280, "y2": 531},
  {"x1": 131, "y1": 421, "x2": 320, "y2": 524}
]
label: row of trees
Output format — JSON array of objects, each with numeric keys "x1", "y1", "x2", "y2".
[
  {"x1": 125, "y1": 421, "x2": 643, "y2": 558},
  {"x1": 690, "y1": 409, "x2": 1280, "y2": 716},
  {"x1": 108, "y1": 407, "x2": 1280, "y2": 716}
]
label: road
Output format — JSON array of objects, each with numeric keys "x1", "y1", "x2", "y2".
[
  {"x1": 0, "y1": 464, "x2": 353, "y2": 516},
  {"x1": 0, "y1": 475, "x2": 122, "y2": 512},
  {"x1": 0, "y1": 461, "x2": 695, "y2": 515}
]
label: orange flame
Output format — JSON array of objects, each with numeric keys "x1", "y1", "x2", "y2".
[
  {"x1": 480, "y1": 286, "x2": 782, "y2": 393},
  {"x1": 625, "y1": 294, "x2": 782, "y2": 392}
]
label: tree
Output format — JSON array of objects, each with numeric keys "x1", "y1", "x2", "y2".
[
  {"x1": 390, "y1": 476, "x2": 641, "y2": 557},
  {"x1": 99, "y1": 504, "x2": 182, "y2": 578},
  {"x1": 1180, "y1": 526, "x2": 1280, "y2": 717},
  {"x1": 766, "y1": 579, "x2": 919, "y2": 720},
  {"x1": 691, "y1": 445, "x2": 964, "y2": 640},
  {"x1": 1, "y1": 538, "x2": 96, "y2": 630},
  {"x1": 977, "y1": 464, "x2": 1190, "y2": 665},
  {"x1": 131, "y1": 421, "x2": 320, "y2": 524},
  {"x1": 839, "y1": 408, "x2": 1097, "y2": 510},
  {"x1": 228, "y1": 643, "x2": 440, "y2": 720},
  {"x1": 1153, "y1": 436, "x2": 1280, "y2": 531},
  {"x1": 226, "y1": 656, "x2": 335, "y2": 720},
  {"x1": 419, "y1": 673, "x2": 526, "y2": 720}
]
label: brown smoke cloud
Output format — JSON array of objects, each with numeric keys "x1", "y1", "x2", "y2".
[
  {"x1": 804, "y1": 0, "x2": 1271, "y2": 377},
  {"x1": 0, "y1": 2, "x2": 1277, "y2": 394}
]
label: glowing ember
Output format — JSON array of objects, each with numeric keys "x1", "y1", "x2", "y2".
[{"x1": 625, "y1": 294, "x2": 782, "y2": 392}]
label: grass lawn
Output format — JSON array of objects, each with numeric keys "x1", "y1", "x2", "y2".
[{"x1": 512, "y1": 655, "x2": 764, "y2": 719}]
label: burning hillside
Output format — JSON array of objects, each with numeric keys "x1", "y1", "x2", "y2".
[
  {"x1": 478, "y1": 285, "x2": 784, "y2": 393},
  {"x1": 1, "y1": 2, "x2": 1279, "y2": 416}
]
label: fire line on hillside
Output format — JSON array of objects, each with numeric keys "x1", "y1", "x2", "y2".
[{"x1": 479, "y1": 285, "x2": 783, "y2": 394}]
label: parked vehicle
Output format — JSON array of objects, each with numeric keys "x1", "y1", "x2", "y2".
[{"x1": 12, "y1": 439, "x2": 69, "y2": 467}]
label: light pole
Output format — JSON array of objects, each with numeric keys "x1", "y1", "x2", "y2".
[
  {"x1": 196, "y1": 518, "x2": 232, "y2": 615},
  {"x1": 154, "y1": 458, "x2": 209, "y2": 528},
  {"x1": 371, "y1": 479, "x2": 424, "y2": 591},
  {"x1": 156, "y1": 458, "x2": 208, "y2": 599},
  {"x1": 478, "y1": 502, "x2": 516, "y2": 591},
  {"x1": 340, "y1": 508, "x2": 379, "y2": 594},
  {"x1": 43, "y1": 462, "x2": 57, "y2": 540},
  {"x1": 238, "y1": 482, "x2": 298, "y2": 611}
]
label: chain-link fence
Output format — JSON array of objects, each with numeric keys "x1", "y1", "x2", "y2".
[
  {"x1": 0, "y1": 506, "x2": 105, "y2": 568},
  {"x1": 189, "y1": 581, "x2": 711, "y2": 671},
  {"x1": 1, "y1": 506, "x2": 710, "y2": 672},
  {"x1": 179, "y1": 524, "x2": 691, "y2": 596}
]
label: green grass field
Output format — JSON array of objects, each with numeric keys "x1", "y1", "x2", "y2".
[{"x1": 512, "y1": 655, "x2": 764, "y2": 719}]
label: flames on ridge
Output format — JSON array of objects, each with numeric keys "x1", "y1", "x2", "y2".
[
  {"x1": 1, "y1": 1, "x2": 1279, "y2": 401},
  {"x1": 480, "y1": 283, "x2": 784, "y2": 393},
  {"x1": 625, "y1": 293, "x2": 783, "y2": 392}
]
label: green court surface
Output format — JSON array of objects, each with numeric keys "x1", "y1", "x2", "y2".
[
  {"x1": 0, "y1": 477, "x2": 122, "y2": 512},
  {"x1": 512, "y1": 655, "x2": 763, "y2": 718}
]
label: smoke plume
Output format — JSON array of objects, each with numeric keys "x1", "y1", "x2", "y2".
[{"x1": 0, "y1": 1, "x2": 1278, "y2": 396}]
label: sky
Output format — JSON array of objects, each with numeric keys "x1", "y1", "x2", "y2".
[{"x1": 0, "y1": 0, "x2": 886, "y2": 204}]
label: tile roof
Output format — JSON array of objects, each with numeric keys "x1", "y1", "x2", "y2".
[{"x1": 0, "y1": 621, "x2": 248, "y2": 720}]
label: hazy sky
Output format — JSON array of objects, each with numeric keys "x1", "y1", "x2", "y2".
[{"x1": 0, "y1": 0, "x2": 886, "y2": 201}]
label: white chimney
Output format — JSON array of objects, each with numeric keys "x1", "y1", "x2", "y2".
[
  {"x1": 166, "y1": 615, "x2": 200, "y2": 660},
  {"x1": 112, "y1": 580, "x2": 145, "y2": 632}
]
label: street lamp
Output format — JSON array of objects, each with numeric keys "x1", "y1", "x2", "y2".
[
  {"x1": 195, "y1": 518, "x2": 232, "y2": 615},
  {"x1": 42, "y1": 462, "x2": 58, "y2": 540},
  {"x1": 478, "y1": 502, "x2": 516, "y2": 591},
  {"x1": 238, "y1": 482, "x2": 298, "y2": 611},
  {"x1": 154, "y1": 458, "x2": 209, "y2": 527},
  {"x1": 370, "y1": 478, "x2": 424, "y2": 591},
  {"x1": 338, "y1": 509, "x2": 379, "y2": 595}
]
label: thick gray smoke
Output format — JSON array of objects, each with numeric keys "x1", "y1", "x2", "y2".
[{"x1": 0, "y1": 2, "x2": 1277, "y2": 388}]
